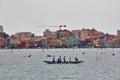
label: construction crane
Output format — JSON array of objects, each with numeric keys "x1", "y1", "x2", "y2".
[
  {"x1": 37, "y1": 25, "x2": 66, "y2": 30},
  {"x1": 58, "y1": 25, "x2": 66, "y2": 30}
]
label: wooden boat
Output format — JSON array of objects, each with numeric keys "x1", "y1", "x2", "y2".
[{"x1": 43, "y1": 61, "x2": 84, "y2": 64}]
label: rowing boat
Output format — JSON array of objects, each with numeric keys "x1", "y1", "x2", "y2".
[{"x1": 43, "y1": 61, "x2": 84, "y2": 64}]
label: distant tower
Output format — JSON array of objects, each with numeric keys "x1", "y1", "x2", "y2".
[
  {"x1": 117, "y1": 30, "x2": 120, "y2": 36},
  {"x1": 0, "y1": 25, "x2": 3, "y2": 32}
]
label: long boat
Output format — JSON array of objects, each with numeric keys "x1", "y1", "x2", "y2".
[{"x1": 43, "y1": 61, "x2": 84, "y2": 64}]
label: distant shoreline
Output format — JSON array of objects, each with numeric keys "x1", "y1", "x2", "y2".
[{"x1": 0, "y1": 47, "x2": 119, "y2": 50}]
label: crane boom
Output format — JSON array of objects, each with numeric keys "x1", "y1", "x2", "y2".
[
  {"x1": 59, "y1": 25, "x2": 66, "y2": 30},
  {"x1": 37, "y1": 25, "x2": 66, "y2": 30}
]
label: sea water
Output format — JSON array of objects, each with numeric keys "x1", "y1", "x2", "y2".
[{"x1": 0, "y1": 48, "x2": 120, "y2": 80}]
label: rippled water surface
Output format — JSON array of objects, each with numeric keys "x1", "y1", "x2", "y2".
[{"x1": 0, "y1": 48, "x2": 120, "y2": 80}]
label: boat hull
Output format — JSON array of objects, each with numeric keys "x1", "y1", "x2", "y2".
[{"x1": 43, "y1": 61, "x2": 84, "y2": 64}]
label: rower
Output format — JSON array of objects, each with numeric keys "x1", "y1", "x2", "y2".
[
  {"x1": 63, "y1": 56, "x2": 66, "y2": 62},
  {"x1": 57, "y1": 56, "x2": 62, "y2": 63},
  {"x1": 69, "y1": 57, "x2": 71, "y2": 63},
  {"x1": 52, "y1": 55, "x2": 55, "y2": 62},
  {"x1": 75, "y1": 57, "x2": 78, "y2": 62}
]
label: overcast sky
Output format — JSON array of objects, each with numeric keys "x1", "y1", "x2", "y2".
[{"x1": 0, "y1": 0, "x2": 120, "y2": 36}]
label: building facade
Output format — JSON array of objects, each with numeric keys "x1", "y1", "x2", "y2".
[
  {"x1": 0, "y1": 25, "x2": 3, "y2": 32},
  {"x1": 0, "y1": 32, "x2": 8, "y2": 39},
  {"x1": 72, "y1": 30, "x2": 81, "y2": 38},
  {"x1": 117, "y1": 30, "x2": 120, "y2": 36},
  {"x1": 56, "y1": 29, "x2": 72, "y2": 39},
  {"x1": 14, "y1": 32, "x2": 33, "y2": 39},
  {"x1": 43, "y1": 29, "x2": 53, "y2": 37}
]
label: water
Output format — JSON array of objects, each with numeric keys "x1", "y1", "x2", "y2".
[{"x1": 0, "y1": 48, "x2": 120, "y2": 80}]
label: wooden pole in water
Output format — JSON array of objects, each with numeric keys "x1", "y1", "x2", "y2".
[
  {"x1": 11, "y1": 48, "x2": 12, "y2": 53},
  {"x1": 11, "y1": 43, "x2": 12, "y2": 53},
  {"x1": 43, "y1": 46, "x2": 44, "y2": 52},
  {"x1": 47, "y1": 46, "x2": 48, "y2": 50},
  {"x1": 73, "y1": 46, "x2": 74, "y2": 51}
]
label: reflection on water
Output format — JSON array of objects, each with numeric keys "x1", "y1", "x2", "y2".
[{"x1": 0, "y1": 48, "x2": 120, "y2": 80}]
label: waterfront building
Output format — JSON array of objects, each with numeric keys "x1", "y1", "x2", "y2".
[
  {"x1": 80, "y1": 28, "x2": 90, "y2": 39},
  {"x1": 14, "y1": 32, "x2": 33, "y2": 39},
  {"x1": 43, "y1": 29, "x2": 53, "y2": 37},
  {"x1": 0, "y1": 37, "x2": 5, "y2": 48},
  {"x1": 68, "y1": 36, "x2": 75, "y2": 47},
  {"x1": 104, "y1": 34, "x2": 116, "y2": 47},
  {"x1": 56, "y1": 29, "x2": 72, "y2": 39},
  {"x1": 0, "y1": 26, "x2": 8, "y2": 39},
  {"x1": 47, "y1": 38, "x2": 58, "y2": 48},
  {"x1": 0, "y1": 32, "x2": 8, "y2": 39},
  {"x1": 80, "y1": 28, "x2": 104, "y2": 40},
  {"x1": 99, "y1": 37, "x2": 108, "y2": 47},
  {"x1": 0, "y1": 25, "x2": 3, "y2": 32},
  {"x1": 117, "y1": 30, "x2": 120, "y2": 36},
  {"x1": 72, "y1": 30, "x2": 81, "y2": 38},
  {"x1": 80, "y1": 28, "x2": 96, "y2": 39}
]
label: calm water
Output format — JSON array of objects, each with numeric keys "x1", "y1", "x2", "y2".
[{"x1": 0, "y1": 48, "x2": 120, "y2": 80}]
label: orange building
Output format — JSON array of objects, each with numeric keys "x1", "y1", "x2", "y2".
[{"x1": 0, "y1": 38, "x2": 5, "y2": 47}]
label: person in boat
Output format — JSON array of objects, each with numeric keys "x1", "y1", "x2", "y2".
[
  {"x1": 57, "y1": 56, "x2": 62, "y2": 63},
  {"x1": 63, "y1": 56, "x2": 66, "y2": 62},
  {"x1": 52, "y1": 55, "x2": 55, "y2": 62},
  {"x1": 69, "y1": 57, "x2": 71, "y2": 62},
  {"x1": 75, "y1": 57, "x2": 78, "y2": 62}
]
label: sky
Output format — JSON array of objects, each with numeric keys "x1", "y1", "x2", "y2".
[{"x1": 0, "y1": 0, "x2": 120, "y2": 36}]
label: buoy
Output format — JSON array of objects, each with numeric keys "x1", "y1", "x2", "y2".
[
  {"x1": 28, "y1": 54, "x2": 31, "y2": 57},
  {"x1": 82, "y1": 52, "x2": 85, "y2": 55},
  {"x1": 112, "y1": 54, "x2": 115, "y2": 56}
]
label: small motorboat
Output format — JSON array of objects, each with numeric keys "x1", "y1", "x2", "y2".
[{"x1": 43, "y1": 61, "x2": 84, "y2": 64}]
